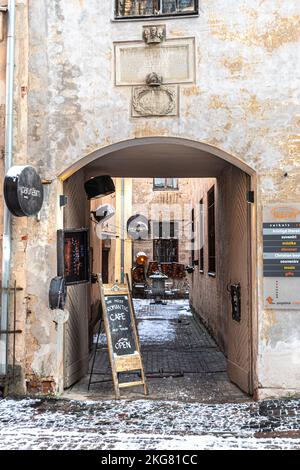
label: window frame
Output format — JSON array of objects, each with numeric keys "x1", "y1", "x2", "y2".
[
  {"x1": 191, "y1": 207, "x2": 195, "y2": 267},
  {"x1": 152, "y1": 220, "x2": 179, "y2": 239},
  {"x1": 199, "y1": 198, "x2": 204, "y2": 273},
  {"x1": 115, "y1": 1, "x2": 199, "y2": 20},
  {"x1": 153, "y1": 238, "x2": 179, "y2": 263},
  {"x1": 153, "y1": 178, "x2": 179, "y2": 191},
  {"x1": 207, "y1": 186, "x2": 216, "y2": 277}
]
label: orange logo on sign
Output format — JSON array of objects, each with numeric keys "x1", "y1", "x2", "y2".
[
  {"x1": 271, "y1": 207, "x2": 300, "y2": 219},
  {"x1": 266, "y1": 296, "x2": 274, "y2": 305}
]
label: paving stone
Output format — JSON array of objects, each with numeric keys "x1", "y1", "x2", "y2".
[{"x1": 69, "y1": 300, "x2": 247, "y2": 403}]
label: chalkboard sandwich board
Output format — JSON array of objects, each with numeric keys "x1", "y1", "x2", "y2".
[{"x1": 98, "y1": 275, "x2": 148, "y2": 399}]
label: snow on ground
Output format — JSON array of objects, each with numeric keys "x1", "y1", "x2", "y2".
[
  {"x1": 0, "y1": 398, "x2": 300, "y2": 450},
  {"x1": 135, "y1": 300, "x2": 192, "y2": 344},
  {"x1": 3, "y1": 299, "x2": 297, "y2": 450},
  {"x1": 137, "y1": 320, "x2": 176, "y2": 344},
  {"x1": 134, "y1": 299, "x2": 193, "y2": 320},
  {"x1": 94, "y1": 300, "x2": 191, "y2": 346}
]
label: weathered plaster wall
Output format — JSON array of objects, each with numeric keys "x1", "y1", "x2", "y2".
[{"x1": 8, "y1": 1, "x2": 300, "y2": 396}]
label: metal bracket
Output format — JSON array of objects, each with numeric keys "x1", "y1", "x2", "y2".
[
  {"x1": 1, "y1": 287, "x2": 23, "y2": 292},
  {"x1": 0, "y1": 330, "x2": 22, "y2": 335},
  {"x1": 59, "y1": 195, "x2": 68, "y2": 207},
  {"x1": 247, "y1": 191, "x2": 255, "y2": 204}
]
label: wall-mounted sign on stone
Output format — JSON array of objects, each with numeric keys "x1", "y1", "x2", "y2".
[
  {"x1": 263, "y1": 204, "x2": 300, "y2": 310},
  {"x1": 115, "y1": 37, "x2": 195, "y2": 86},
  {"x1": 4, "y1": 165, "x2": 44, "y2": 217}
]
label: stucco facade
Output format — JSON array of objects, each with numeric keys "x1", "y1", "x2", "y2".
[{"x1": 1, "y1": 0, "x2": 300, "y2": 398}]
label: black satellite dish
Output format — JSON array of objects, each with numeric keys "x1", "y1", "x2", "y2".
[
  {"x1": 84, "y1": 175, "x2": 115, "y2": 200},
  {"x1": 49, "y1": 276, "x2": 67, "y2": 310}
]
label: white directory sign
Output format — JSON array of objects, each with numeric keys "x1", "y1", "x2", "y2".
[{"x1": 263, "y1": 204, "x2": 300, "y2": 310}]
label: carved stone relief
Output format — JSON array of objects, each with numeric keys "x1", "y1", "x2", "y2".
[
  {"x1": 143, "y1": 25, "x2": 166, "y2": 45},
  {"x1": 115, "y1": 26, "x2": 195, "y2": 118},
  {"x1": 132, "y1": 73, "x2": 178, "y2": 117}
]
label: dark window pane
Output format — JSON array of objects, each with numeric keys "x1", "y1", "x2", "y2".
[
  {"x1": 117, "y1": 1, "x2": 154, "y2": 17},
  {"x1": 161, "y1": 0, "x2": 176, "y2": 14},
  {"x1": 208, "y1": 187, "x2": 216, "y2": 274},
  {"x1": 153, "y1": 239, "x2": 179, "y2": 263},
  {"x1": 178, "y1": 0, "x2": 195, "y2": 12},
  {"x1": 116, "y1": 0, "x2": 197, "y2": 17},
  {"x1": 199, "y1": 198, "x2": 204, "y2": 271},
  {"x1": 191, "y1": 208, "x2": 195, "y2": 264}
]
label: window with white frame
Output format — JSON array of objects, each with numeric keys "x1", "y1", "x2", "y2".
[
  {"x1": 116, "y1": 1, "x2": 198, "y2": 18},
  {"x1": 153, "y1": 178, "x2": 178, "y2": 190}
]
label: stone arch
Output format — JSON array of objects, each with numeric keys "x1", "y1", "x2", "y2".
[
  {"x1": 58, "y1": 137, "x2": 256, "y2": 180},
  {"x1": 60, "y1": 135, "x2": 258, "y2": 395}
]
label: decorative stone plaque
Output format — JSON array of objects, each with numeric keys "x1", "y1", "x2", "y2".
[{"x1": 115, "y1": 38, "x2": 195, "y2": 86}]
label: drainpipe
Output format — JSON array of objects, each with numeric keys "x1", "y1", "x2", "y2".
[{"x1": 0, "y1": 0, "x2": 16, "y2": 376}]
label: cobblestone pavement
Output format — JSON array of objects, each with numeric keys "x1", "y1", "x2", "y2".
[
  {"x1": 1, "y1": 300, "x2": 299, "y2": 450},
  {"x1": 0, "y1": 398, "x2": 300, "y2": 450},
  {"x1": 64, "y1": 300, "x2": 247, "y2": 403}
]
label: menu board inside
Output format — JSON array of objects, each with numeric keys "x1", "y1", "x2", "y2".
[
  {"x1": 57, "y1": 229, "x2": 90, "y2": 286},
  {"x1": 263, "y1": 204, "x2": 300, "y2": 309}
]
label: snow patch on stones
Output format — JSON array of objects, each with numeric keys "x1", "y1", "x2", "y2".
[
  {"x1": 138, "y1": 319, "x2": 176, "y2": 344},
  {"x1": 1, "y1": 398, "x2": 300, "y2": 450}
]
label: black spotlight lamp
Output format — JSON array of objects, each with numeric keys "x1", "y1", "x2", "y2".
[{"x1": 84, "y1": 175, "x2": 115, "y2": 200}]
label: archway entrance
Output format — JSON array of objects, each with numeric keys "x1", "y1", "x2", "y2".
[{"x1": 60, "y1": 138, "x2": 256, "y2": 400}]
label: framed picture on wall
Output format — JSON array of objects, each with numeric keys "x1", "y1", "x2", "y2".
[{"x1": 57, "y1": 229, "x2": 90, "y2": 286}]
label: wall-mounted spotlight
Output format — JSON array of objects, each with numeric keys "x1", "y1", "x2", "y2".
[
  {"x1": 84, "y1": 175, "x2": 115, "y2": 200},
  {"x1": 127, "y1": 214, "x2": 149, "y2": 240},
  {"x1": 59, "y1": 195, "x2": 68, "y2": 207},
  {"x1": 91, "y1": 203, "x2": 115, "y2": 224}
]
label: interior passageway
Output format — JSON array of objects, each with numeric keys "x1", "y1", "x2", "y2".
[
  {"x1": 62, "y1": 138, "x2": 254, "y2": 399},
  {"x1": 63, "y1": 299, "x2": 248, "y2": 403}
]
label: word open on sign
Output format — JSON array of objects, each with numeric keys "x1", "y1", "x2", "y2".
[{"x1": 115, "y1": 337, "x2": 132, "y2": 351}]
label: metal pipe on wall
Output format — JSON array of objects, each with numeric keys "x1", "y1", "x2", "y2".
[{"x1": 0, "y1": 0, "x2": 16, "y2": 376}]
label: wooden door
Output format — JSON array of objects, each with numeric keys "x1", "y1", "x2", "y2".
[
  {"x1": 63, "y1": 172, "x2": 89, "y2": 388},
  {"x1": 227, "y1": 167, "x2": 252, "y2": 394}
]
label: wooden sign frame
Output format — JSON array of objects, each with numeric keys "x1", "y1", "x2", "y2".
[
  {"x1": 98, "y1": 274, "x2": 148, "y2": 399},
  {"x1": 57, "y1": 229, "x2": 90, "y2": 286}
]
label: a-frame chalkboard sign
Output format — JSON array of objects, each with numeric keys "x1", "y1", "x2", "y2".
[{"x1": 98, "y1": 274, "x2": 148, "y2": 399}]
